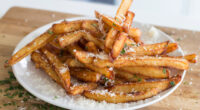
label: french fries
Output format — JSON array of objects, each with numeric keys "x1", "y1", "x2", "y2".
[
  {"x1": 69, "y1": 83, "x2": 97, "y2": 95},
  {"x1": 111, "y1": 32, "x2": 128, "y2": 59},
  {"x1": 70, "y1": 68, "x2": 102, "y2": 82},
  {"x1": 8, "y1": 0, "x2": 197, "y2": 104},
  {"x1": 126, "y1": 41, "x2": 169, "y2": 56},
  {"x1": 165, "y1": 43, "x2": 178, "y2": 53},
  {"x1": 74, "y1": 51, "x2": 114, "y2": 79},
  {"x1": 82, "y1": 20, "x2": 103, "y2": 38},
  {"x1": 123, "y1": 11, "x2": 135, "y2": 33},
  {"x1": 58, "y1": 31, "x2": 83, "y2": 47},
  {"x1": 31, "y1": 52, "x2": 63, "y2": 86},
  {"x1": 114, "y1": 56, "x2": 189, "y2": 70},
  {"x1": 119, "y1": 66, "x2": 169, "y2": 78},
  {"x1": 114, "y1": 69, "x2": 146, "y2": 82},
  {"x1": 65, "y1": 58, "x2": 84, "y2": 68},
  {"x1": 109, "y1": 75, "x2": 181, "y2": 93},
  {"x1": 8, "y1": 29, "x2": 56, "y2": 65},
  {"x1": 85, "y1": 42, "x2": 98, "y2": 53},
  {"x1": 40, "y1": 48, "x2": 71, "y2": 92},
  {"x1": 83, "y1": 88, "x2": 158, "y2": 103},
  {"x1": 52, "y1": 20, "x2": 82, "y2": 34}
]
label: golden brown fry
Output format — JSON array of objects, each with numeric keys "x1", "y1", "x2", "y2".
[
  {"x1": 65, "y1": 58, "x2": 84, "y2": 67},
  {"x1": 97, "y1": 12, "x2": 123, "y2": 32},
  {"x1": 65, "y1": 44, "x2": 83, "y2": 55},
  {"x1": 119, "y1": 66, "x2": 169, "y2": 79},
  {"x1": 114, "y1": 56, "x2": 189, "y2": 70},
  {"x1": 82, "y1": 31, "x2": 104, "y2": 49},
  {"x1": 125, "y1": 37, "x2": 136, "y2": 46},
  {"x1": 74, "y1": 51, "x2": 114, "y2": 79},
  {"x1": 115, "y1": 0, "x2": 133, "y2": 21},
  {"x1": 183, "y1": 54, "x2": 197, "y2": 63},
  {"x1": 109, "y1": 75, "x2": 181, "y2": 93},
  {"x1": 82, "y1": 20, "x2": 103, "y2": 38},
  {"x1": 40, "y1": 48, "x2": 71, "y2": 92},
  {"x1": 166, "y1": 43, "x2": 178, "y2": 53},
  {"x1": 111, "y1": 32, "x2": 128, "y2": 59},
  {"x1": 128, "y1": 28, "x2": 142, "y2": 43},
  {"x1": 126, "y1": 41, "x2": 169, "y2": 56},
  {"x1": 58, "y1": 31, "x2": 83, "y2": 47},
  {"x1": 123, "y1": 11, "x2": 135, "y2": 33},
  {"x1": 31, "y1": 52, "x2": 62, "y2": 86},
  {"x1": 74, "y1": 50, "x2": 113, "y2": 68},
  {"x1": 85, "y1": 42, "x2": 98, "y2": 53},
  {"x1": 8, "y1": 29, "x2": 55, "y2": 65},
  {"x1": 52, "y1": 20, "x2": 82, "y2": 34},
  {"x1": 69, "y1": 83, "x2": 97, "y2": 95},
  {"x1": 83, "y1": 88, "x2": 158, "y2": 103},
  {"x1": 114, "y1": 69, "x2": 146, "y2": 82},
  {"x1": 70, "y1": 68, "x2": 102, "y2": 82},
  {"x1": 104, "y1": 28, "x2": 118, "y2": 53}
]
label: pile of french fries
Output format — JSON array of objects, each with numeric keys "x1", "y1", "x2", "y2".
[{"x1": 8, "y1": 0, "x2": 197, "y2": 103}]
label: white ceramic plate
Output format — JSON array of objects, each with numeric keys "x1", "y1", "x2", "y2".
[{"x1": 12, "y1": 17, "x2": 185, "y2": 110}]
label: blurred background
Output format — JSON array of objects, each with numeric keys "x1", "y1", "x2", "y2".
[{"x1": 0, "y1": 0, "x2": 199, "y2": 31}]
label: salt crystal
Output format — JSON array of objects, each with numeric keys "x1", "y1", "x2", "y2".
[{"x1": 59, "y1": 67, "x2": 68, "y2": 74}]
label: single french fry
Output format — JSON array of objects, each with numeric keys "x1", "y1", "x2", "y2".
[
  {"x1": 65, "y1": 58, "x2": 84, "y2": 67},
  {"x1": 115, "y1": 69, "x2": 146, "y2": 82},
  {"x1": 74, "y1": 51, "x2": 114, "y2": 79},
  {"x1": 70, "y1": 68, "x2": 102, "y2": 82},
  {"x1": 166, "y1": 43, "x2": 178, "y2": 53},
  {"x1": 31, "y1": 52, "x2": 62, "y2": 86},
  {"x1": 111, "y1": 32, "x2": 128, "y2": 59},
  {"x1": 104, "y1": 28, "x2": 118, "y2": 53},
  {"x1": 115, "y1": 0, "x2": 133, "y2": 21},
  {"x1": 82, "y1": 31, "x2": 104, "y2": 49},
  {"x1": 52, "y1": 20, "x2": 82, "y2": 34},
  {"x1": 8, "y1": 29, "x2": 56, "y2": 65},
  {"x1": 97, "y1": 12, "x2": 123, "y2": 32},
  {"x1": 125, "y1": 37, "x2": 136, "y2": 46},
  {"x1": 74, "y1": 51, "x2": 113, "y2": 68},
  {"x1": 183, "y1": 54, "x2": 197, "y2": 63},
  {"x1": 85, "y1": 42, "x2": 98, "y2": 53},
  {"x1": 123, "y1": 11, "x2": 135, "y2": 33},
  {"x1": 69, "y1": 83, "x2": 97, "y2": 95},
  {"x1": 65, "y1": 44, "x2": 83, "y2": 55},
  {"x1": 128, "y1": 28, "x2": 142, "y2": 43},
  {"x1": 82, "y1": 20, "x2": 103, "y2": 38},
  {"x1": 109, "y1": 75, "x2": 181, "y2": 93},
  {"x1": 119, "y1": 66, "x2": 169, "y2": 79},
  {"x1": 40, "y1": 48, "x2": 71, "y2": 92},
  {"x1": 126, "y1": 41, "x2": 169, "y2": 56},
  {"x1": 58, "y1": 31, "x2": 83, "y2": 47},
  {"x1": 83, "y1": 88, "x2": 158, "y2": 103},
  {"x1": 114, "y1": 55, "x2": 189, "y2": 70}
]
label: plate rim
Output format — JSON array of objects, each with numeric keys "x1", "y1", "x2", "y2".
[{"x1": 12, "y1": 17, "x2": 186, "y2": 110}]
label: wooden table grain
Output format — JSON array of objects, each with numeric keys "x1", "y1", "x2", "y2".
[{"x1": 0, "y1": 7, "x2": 199, "y2": 110}]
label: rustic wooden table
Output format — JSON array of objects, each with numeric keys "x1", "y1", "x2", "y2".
[{"x1": 0, "y1": 7, "x2": 199, "y2": 110}]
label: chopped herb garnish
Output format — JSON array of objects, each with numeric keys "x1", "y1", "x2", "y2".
[
  {"x1": 163, "y1": 68, "x2": 166, "y2": 74},
  {"x1": 91, "y1": 23, "x2": 97, "y2": 28},
  {"x1": 112, "y1": 23, "x2": 116, "y2": 27},
  {"x1": 4, "y1": 60, "x2": 8, "y2": 63},
  {"x1": 131, "y1": 43, "x2": 135, "y2": 46},
  {"x1": 53, "y1": 96, "x2": 58, "y2": 100},
  {"x1": 116, "y1": 18, "x2": 120, "y2": 22},
  {"x1": 183, "y1": 81, "x2": 189, "y2": 85},
  {"x1": 124, "y1": 43, "x2": 127, "y2": 48},
  {"x1": 47, "y1": 30, "x2": 54, "y2": 35},
  {"x1": 85, "y1": 46, "x2": 88, "y2": 50},
  {"x1": 176, "y1": 38, "x2": 181, "y2": 41},
  {"x1": 138, "y1": 78, "x2": 142, "y2": 82},
  {"x1": 120, "y1": 49, "x2": 126, "y2": 55},
  {"x1": 170, "y1": 81, "x2": 175, "y2": 86}
]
